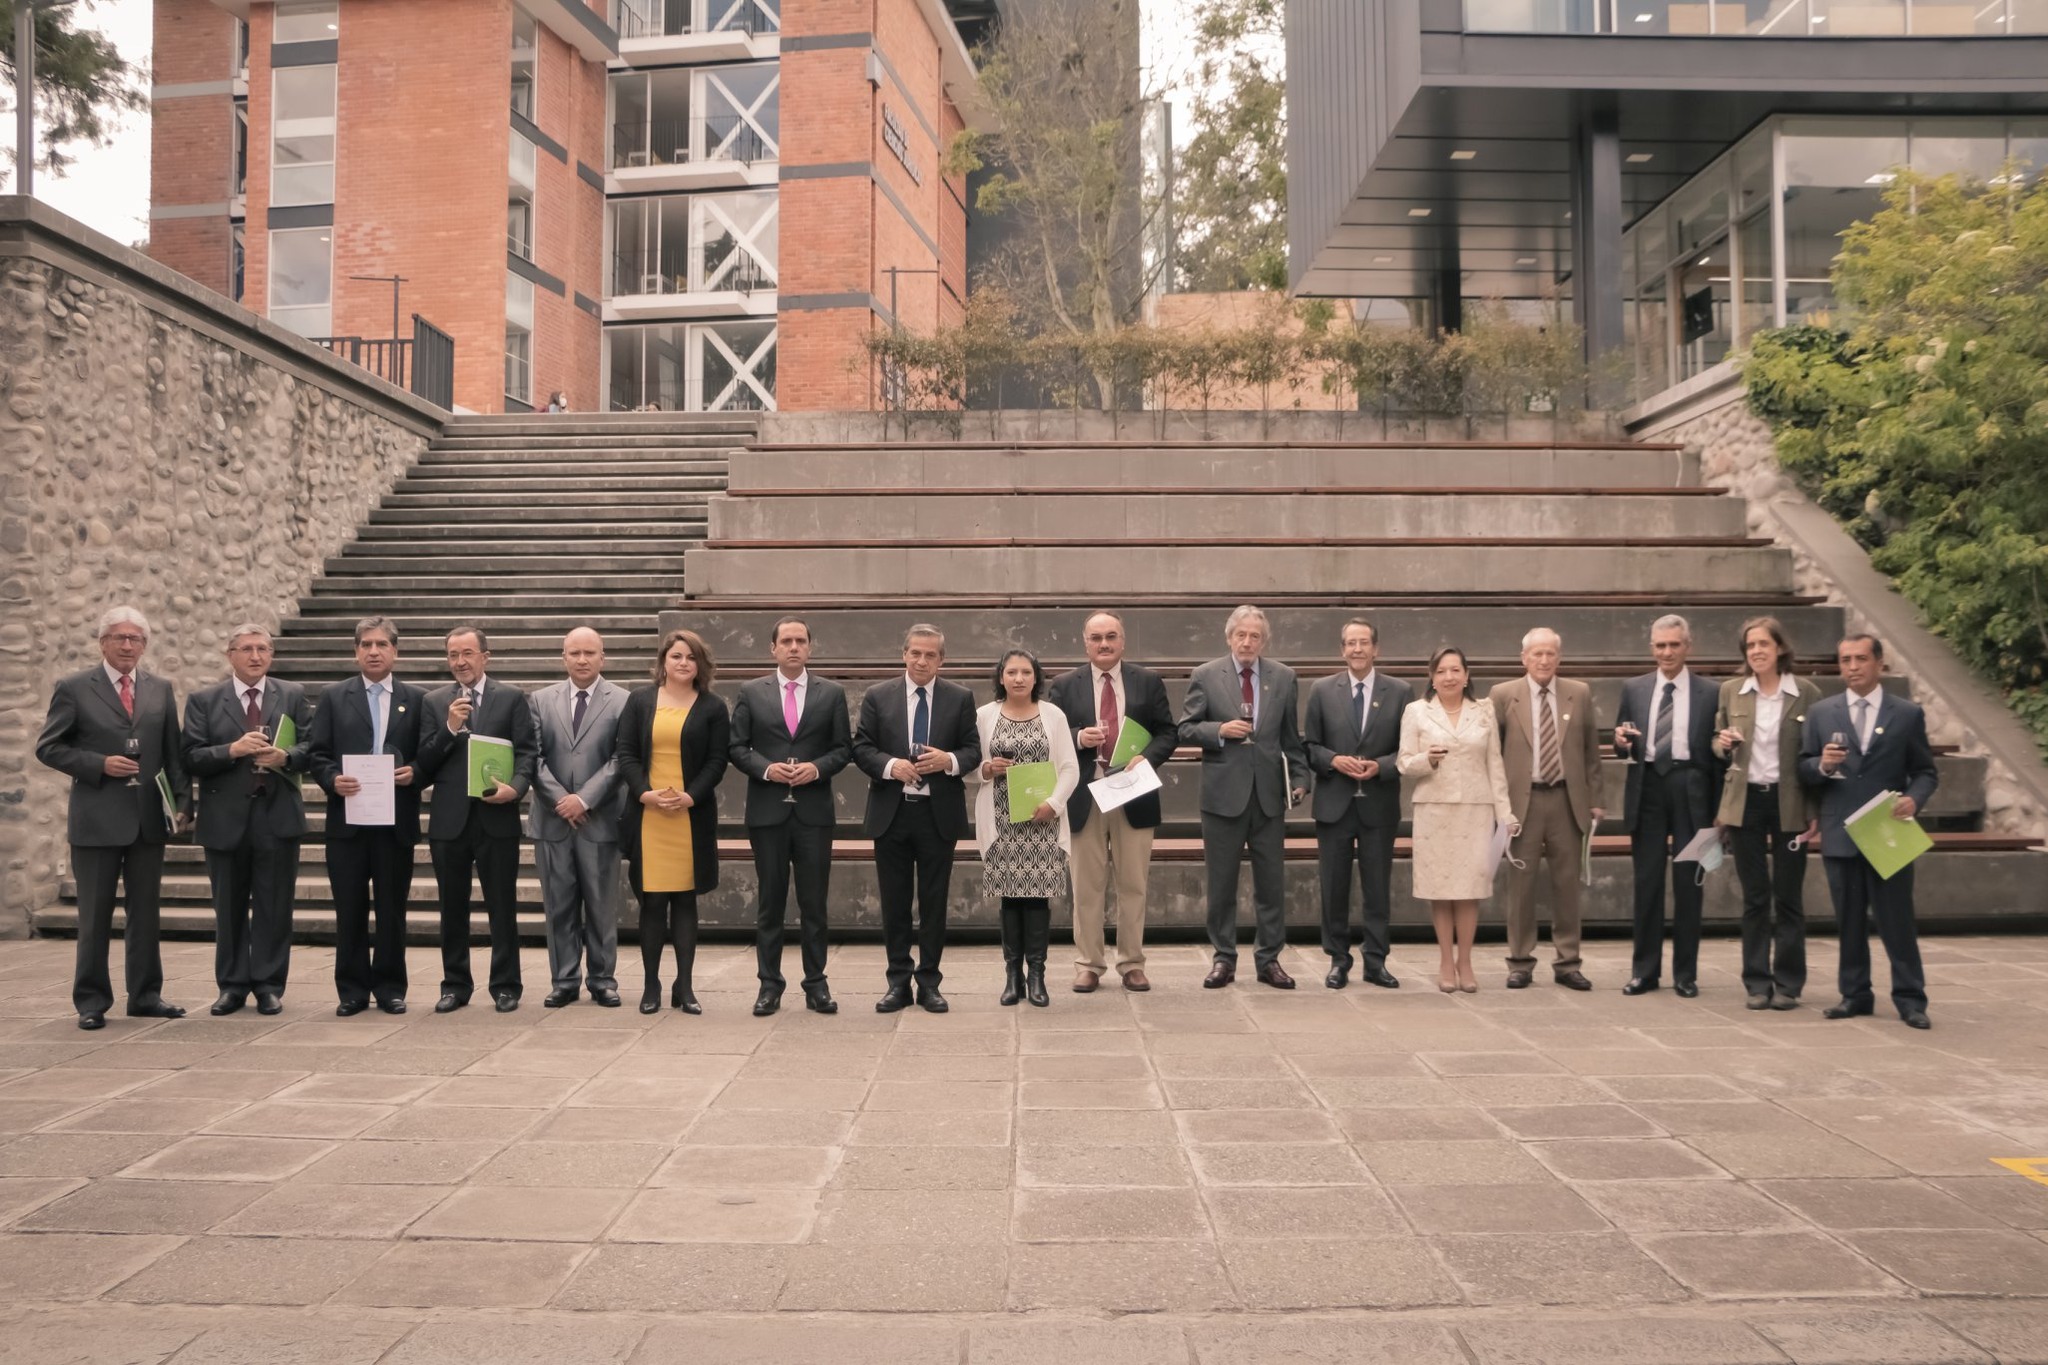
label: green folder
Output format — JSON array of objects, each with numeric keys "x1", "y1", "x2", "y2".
[
  {"x1": 154, "y1": 769, "x2": 178, "y2": 826},
  {"x1": 1845, "y1": 789, "x2": 1933, "y2": 880},
  {"x1": 271, "y1": 713, "x2": 297, "y2": 751},
  {"x1": 468, "y1": 734, "x2": 515, "y2": 798},
  {"x1": 1108, "y1": 718, "x2": 1151, "y2": 770},
  {"x1": 1004, "y1": 761, "x2": 1057, "y2": 823}
]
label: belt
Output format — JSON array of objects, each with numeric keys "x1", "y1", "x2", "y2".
[
  {"x1": 1747, "y1": 781, "x2": 1777, "y2": 793},
  {"x1": 1531, "y1": 780, "x2": 1567, "y2": 791},
  {"x1": 901, "y1": 791, "x2": 928, "y2": 802}
]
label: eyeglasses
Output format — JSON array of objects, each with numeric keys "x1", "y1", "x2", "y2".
[
  {"x1": 103, "y1": 633, "x2": 146, "y2": 645},
  {"x1": 1083, "y1": 633, "x2": 1122, "y2": 644}
]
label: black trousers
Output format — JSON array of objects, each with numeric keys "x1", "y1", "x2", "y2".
[
  {"x1": 328, "y1": 831, "x2": 413, "y2": 1007},
  {"x1": 1629, "y1": 763, "x2": 1709, "y2": 984},
  {"x1": 1202, "y1": 802, "x2": 1288, "y2": 971},
  {"x1": 1730, "y1": 784, "x2": 1806, "y2": 999},
  {"x1": 70, "y1": 841, "x2": 166, "y2": 1016},
  {"x1": 204, "y1": 824, "x2": 299, "y2": 998},
  {"x1": 638, "y1": 889, "x2": 698, "y2": 990},
  {"x1": 875, "y1": 797, "x2": 953, "y2": 992},
  {"x1": 1824, "y1": 853, "x2": 1927, "y2": 1017},
  {"x1": 999, "y1": 896, "x2": 1051, "y2": 965},
  {"x1": 751, "y1": 819, "x2": 833, "y2": 989},
  {"x1": 1316, "y1": 804, "x2": 1396, "y2": 970},
  {"x1": 431, "y1": 820, "x2": 523, "y2": 1001}
]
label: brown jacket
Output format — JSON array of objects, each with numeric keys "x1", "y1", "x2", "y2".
[
  {"x1": 1488, "y1": 676, "x2": 1604, "y2": 834},
  {"x1": 1713, "y1": 674, "x2": 1822, "y2": 831}
]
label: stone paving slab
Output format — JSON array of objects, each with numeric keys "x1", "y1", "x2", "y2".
[{"x1": 0, "y1": 935, "x2": 2042, "y2": 1358}]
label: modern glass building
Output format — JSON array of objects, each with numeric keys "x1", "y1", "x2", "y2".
[{"x1": 1285, "y1": 0, "x2": 2048, "y2": 401}]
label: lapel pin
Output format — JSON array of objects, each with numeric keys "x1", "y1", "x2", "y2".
[
  {"x1": 1562, "y1": 713, "x2": 1571, "y2": 721},
  {"x1": 1875, "y1": 726, "x2": 1885, "y2": 736},
  {"x1": 396, "y1": 705, "x2": 407, "y2": 714}
]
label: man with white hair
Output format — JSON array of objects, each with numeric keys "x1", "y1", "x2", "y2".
[
  {"x1": 1179, "y1": 604, "x2": 1309, "y2": 989},
  {"x1": 1612, "y1": 614, "x2": 1724, "y2": 997},
  {"x1": 35, "y1": 606, "x2": 191, "y2": 1030},
  {"x1": 181, "y1": 623, "x2": 314, "y2": 1016}
]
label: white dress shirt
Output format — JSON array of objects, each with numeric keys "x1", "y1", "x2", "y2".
[
  {"x1": 1525, "y1": 674, "x2": 1562, "y2": 775},
  {"x1": 1230, "y1": 657, "x2": 1262, "y2": 731},
  {"x1": 777, "y1": 670, "x2": 809, "y2": 732},
  {"x1": 1648, "y1": 668, "x2": 1693, "y2": 763},
  {"x1": 1847, "y1": 684, "x2": 1883, "y2": 750},
  {"x1": 1740, "y1": 673, "x2": 1799, "y2": 784},
  {"x1": 360, "y1": 676, "x2": 392, "y2": 730},
  {"x1": 901, "y1": 673, "x2": 960, "y2": 793},
  {"x1": 103, "y1": 661, "x2": 137, "y2": 691}
]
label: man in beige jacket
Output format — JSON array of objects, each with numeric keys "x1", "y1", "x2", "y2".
[{"x1": 1489, "y1": 627, "x2": 1605, "y2": 990}]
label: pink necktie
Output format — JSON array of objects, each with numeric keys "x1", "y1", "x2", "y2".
[
  {"x1": 117, "y1": 673, "x2": 134, "y2": 717},
  {"x1": 784, "y1": 679, "x2": 800, "y2": 737}
]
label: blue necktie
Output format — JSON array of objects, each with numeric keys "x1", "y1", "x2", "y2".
[
  {"x1": 912, "y1": 686, "x2": 929, "y2": 751},
  {"x1": 367, "y1": 681, "x2": 386, "y2": 754},
  {"x1": 1353, "y1": 681, "x2": 1366, "y2": 736}
]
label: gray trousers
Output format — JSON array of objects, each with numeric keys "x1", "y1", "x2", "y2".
[
  {"x1": 535, "y1": 834, "x2": 621, "y2": 992},
  {"x1": 1202, "y1": 803, "x2": 1288, "y2": 970}
]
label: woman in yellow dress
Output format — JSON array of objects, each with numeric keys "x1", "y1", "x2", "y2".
[{"x1": 618, "y1": 629, "x2": 728, "y2": 1014}]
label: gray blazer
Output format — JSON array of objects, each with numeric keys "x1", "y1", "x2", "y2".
[
  {"x1": 36, "y1": 666, "x2": 188, "y2": 848},
  {"x1": 1177, "y1": 655, "x2": 1309, "y2": 820},
  {"x1": 526, "y1": 676, "x2": 626, "y2": 844},
  {"x1": 1303, "y1": 670, "x2": 1412, "y2": 827}
]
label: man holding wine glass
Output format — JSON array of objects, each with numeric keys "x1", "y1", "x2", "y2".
[{"x1": 35, "y1": 606, "x2": 191, "y2": 1030}]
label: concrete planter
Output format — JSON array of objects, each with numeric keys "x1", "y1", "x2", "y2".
[{"x1": 762, "y1": 407, "x2": 1627, "y2": 446}]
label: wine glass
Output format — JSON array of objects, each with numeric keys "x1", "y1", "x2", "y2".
[
  {"x1": 1615, "y1": 719, "x2": 1641, "y2": 763},
  {"x1": 123, "y1": 736, "x2": 141, "y2": 789},
  {"x1": 1237, "y1": 701, "x2": 1255, "y2": 744},
  {"x1": 1827, "y1": 730, "x2": 1849, "y2": 780},
  {"x1": 781, "y1": 761, "x2": 799, "y2": 804}
]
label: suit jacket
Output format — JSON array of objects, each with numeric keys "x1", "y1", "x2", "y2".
[
  {"x1": 181, "y1": 675, "x2": 314, "y2": 849},
  {"x1": 1488, "y1": 675, "x2": 1604, "y2": 832},
  {"x1": 616, "y1": 685, "x2": 730, "y2": 892},
  {"x1": 970, "y1": 702, "x2": 1082, "y2": 857},
  {"x1": 415, "y1": 678, "x2": 540, "y2": 841},
  {"x1": 1612, "y1": 670, "x2": 1724, "y2": 832},
  {"x1": 851, "y1": 676, "x2": 980, "y2": 841},
  {"x1": 728, "y1": 672, "x2": 854, "y2": 829},
  {"x1": 1714, "y1": 674, "x2": 1823, "y2": 830},
  {"x1": 1177, "y1": 655, "x2": 1309, "y2": 820},
  {"x1": 1046, "y1": 662, "x2": 1177, "y2": 832},
  {"x1": 1796, "y1": 689, "x2": 1939, "y2": 860},
  {"x1": 1396, "y1": 694, "x2": 1514, "y2": 821},
  {"x1": 35, "y1": 667, "x2": 188, "y2": 848},
  {"x1": 526, "y1": 677, "x2": 626, "y2": 844},
  {"x1": 308, "y1": 675, "x2": 427, "y2": 843},
  {"x1": 1304, "y1": 670, "x2": 1412, "y2": 828}
]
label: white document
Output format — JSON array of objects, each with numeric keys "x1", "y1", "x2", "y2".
[
  {"x1": 1483, "y1": 819, "x2": 1522, "y2": 876},
  {"x1": 342, "y1": 753, "x2": 396, "y2": 826},
  {"x1": 1089, "y1": 761, "x2": 1164, "y2": 814},
  {"x1": 1674, "y1": 826, "x2": 1722, "y2": 863}
]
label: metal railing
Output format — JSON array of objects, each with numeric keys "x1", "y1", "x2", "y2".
[
  {"x1": 610, "y1": 114, "x2": 773, "y2": 170},
  {"x1": 613, "y1": 0, "x2": 777, "y2": 40},
  {"x1": 312, "y1": 314, "x2": 455, "y2": 409},
  {"x1": 1465, "y1": 0, "x2": 2042, "y2": 33}
]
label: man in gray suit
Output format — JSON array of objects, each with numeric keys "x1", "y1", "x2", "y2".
[
  {"x1": 1180, "y1": 604, "x2": 1309, "y2": 990},
  {"x1": 35, "y1": 606, "x2": 191, "y2": 1029},
  {"x1": 1303, "y1": 618, "x2": 1411, "y2": 990},
  {"x1": 528, "y1": 627, "x2": 626, "y2": 1009}
]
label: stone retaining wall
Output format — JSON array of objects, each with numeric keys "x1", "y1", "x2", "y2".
[{"x1": 0, "y1": 199, "x2": 442, "y2": 932}]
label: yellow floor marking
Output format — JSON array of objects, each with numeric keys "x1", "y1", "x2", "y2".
[{"x1": 1992, "y1": 1158, "x2": 2048, "y2": 1188}]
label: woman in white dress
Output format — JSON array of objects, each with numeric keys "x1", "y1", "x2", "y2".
[{"x1": 1398, "y1": 646, "x2": 1517, "y2": 994}]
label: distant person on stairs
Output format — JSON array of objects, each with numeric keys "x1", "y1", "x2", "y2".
[{"x1": 528, "y1": 628, "x2": 627, "y2": 1010}]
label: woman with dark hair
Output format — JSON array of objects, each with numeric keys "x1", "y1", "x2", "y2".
[
  {"x1": 1712, "y1": 615, "x2": 1822, "y2": 1011},
  {"x1": 617, "y1": 628, "x2": 729, "y2": 1014},
  {"x1": 973, "y1": 649, "x2": 1079, "y2": 1007},
  {"x1": 1398, "y1": 646, "x2": 1516, "y2": 993}
]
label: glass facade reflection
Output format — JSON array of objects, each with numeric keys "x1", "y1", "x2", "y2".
[{"x1": 1467, "y1": 0, "x2": 2046, "y2": 31}]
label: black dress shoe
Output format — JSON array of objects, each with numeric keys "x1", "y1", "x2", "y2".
[
  {"x1": 434, "y1": 993, "x2": 466, "y2": 1014},
  {"x1": 1325, "y1": 959, "x2": 1350, "y2": 989},
  {"x1": 1203, "y1": 960, "x2": 1235, "y2": 989},
  {"x1": 210, "y1": 991, "x2": 246, "y2": 1017},
  {"x1": 1621, "y1": 978, "x2": 1660, "y2": 996},
  {"x1": 379, "y1": 998, "x2": 407, "y2": 1015},
  {"x1": 336, "y1": 999, "x2": 368, "y2": 1017},
  {"x1": 543, "y1": 988, "x2": 578, "y2": 1009},
  {"x1": 1256, "y1": 963, "x2": 1296, "y2": 990},
  {"x1": 256, "y1": 992, "x2": 283, "y2": 1016},
  {"x1": 1505, "y1": 970, "x2": 1533, "y2": 990},
  {"x1": 1362, "y1": 966, "x2": 1401, "y2": 989},
  {"x1": 126, "y1": 1000, "x2": 186, "y2": 1019},
  {"x1": 592, "y1": 986, "x2": 621, "y2": 1008},
  {"x1": 1821, "y1": 999, "x2": 1874, "y2": 1020},
  {"x1": 672, "y1": 986, "x2": 701, "y2": 1015},
  {"x1": 917, "y1": 987, "x2": 949, "y2": 1014},
  {"x1": 1746, "y1": 993, "x2": 1773, "y2": 1010},
  {"x1": 1554, "y1": 970, "x2": 1592, "y2": 991},
  {"x1": 1902, "y1": 1010, "x2": 1931, "y2": 1030},
  {"x1": 804, "y1": 986, "x2": 838, "y2": 1015},
  {"x1": 1674, "y1": 981, "x2": 1700, "y2": 999},
  {"x1": 875, "y1": 985, "x2": 913, "y2": 1014},
  {"x1": 77, "y1": 1011, "x2": 105, "y2": 1031},
  {"x1": 639, "y1": 983, "x2": 661, "y2": 1015},
  {"x1": 494, "y1": 993, "x2": 519, "y2": 1013},
  {"x1": 753, "y1": 988, "x2": 782, "y2": 1017}
]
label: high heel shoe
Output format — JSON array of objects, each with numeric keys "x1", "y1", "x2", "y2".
[
  {"x1": 999, "y1": 960, "x2": 1023, "y2": 1007},
  {"x1": 672, "y1": 984, "x2": 701, "y2": 1015},
  {"x1": 1437, "y1": 973, "x2": 1458, "y2": 993},
  {"x1": 639, "y1": 980, "x2": 660, "y2": 1014},
  {"x1": 1457, "y1": 967, "x2": 1479, "y2": 994},
  {"x1": 1025, "y1": 961, "x2": 1049, "y2": 1009}
]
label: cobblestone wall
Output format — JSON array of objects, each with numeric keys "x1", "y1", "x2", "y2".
[{"x1": 0, "y1": 208, "x2": 438, "y2": 931}]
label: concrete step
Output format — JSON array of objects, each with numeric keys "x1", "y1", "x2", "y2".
[
  {"x1": 709, "y1": 492, "x2": 1751, "y2": 543},
  {"x1": 306, "y1": 574, "x2": 685, "y2": 592},
  {"x1": 380, "y1": 491, "x2": 715, "y2": 511},
  {"x1": 279, "y1": 613, "x2": 665, "y2": 637},
  {"x1": 324, "y1": 555, "x2": 690, "y2": 576},
  {"x1": 342, "y1": 530, "x2": 705, "y2": 550},
  {"x1": 363, "y1": 512, "x2": 708, "y2": 530},
  {"x1": 681, "y1": 545, "x2": 1797, "y2": 599},
  {"x1": 433, "y1": 430, "x2": 752, "y2": 449},
  {"x1": 421, "y1": 446, "x2": 737, "y2": 463},
  {"x1": 406, "y1": 461, "x2": 728, "y2": 480},
  {"x1": 294, "y1": 594, "x2": 678, "y2": 614},
  {"x1": 388, "y1": 476, "x2": 727, "y2": 495}
]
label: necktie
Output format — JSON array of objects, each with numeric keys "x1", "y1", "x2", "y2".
[
  {"x1": 1854, "y1": 697, "x2": 1870, "y2": 751},
  {"x1": 367, "y1": 681, "x2": 386, "y2": 755},
  {"x1": 1537, "y1": 685, "x2": 1562, "y2": 785},
  {"x1": 246, "y1": 686, "x2": 268, "y2": 793},
  {"x1": 572, "y1": 689, "x2": 589, "y2": 737},
  {"x1": 1653, "y1": 680, "x2": 1676, "y2": 775},
  {"x1": 1097, "y1": 672, "x2": 1118, "y2": 771},
  {"x1": 1353, "y1": 681, "x2": 1367, "y2": 736},
  {"x1": 1239, "y1": 666, "x2": 1255, "y2": 721},
  {"x1": 117, "y1": 673, "x2": 133, "y2": 717},
  {"x1": 912, "y1": 686, "x2": 929, "y2": 751},
  {"x1": 784, "y1": 679, "x2": 800, "y2": 737}
]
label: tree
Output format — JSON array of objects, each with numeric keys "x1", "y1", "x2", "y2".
[
  {"x1": 0, "y1": 0, "x2": 147, "y2": 183},
  {"x1": 1172, "y1": 0, "x2": 1286, "y2": 293}
]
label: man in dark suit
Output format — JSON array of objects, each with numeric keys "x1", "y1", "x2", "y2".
[
  {"x1": 1612, "y1": 613, "x2": 1723, "y2": 997},
  {"x1": 416, "y1": 625, "x2": 539, "y2": 1014},
  {"x1": 528, "y1": 627, "x2": 627, "y2": 1009},
  {"x1": 35, "y1": 606, "x2": 190, "y2": 1030},
  {"x1": 1304, "y1": 618, "x2": 1412, "y2": 990},
  {"x1": 1179, "y1": 604, "x2": 1310, "y2": 990},
  {"x1": 1046, "y1": 610, "x2": 1177, "y2": 994},
  {"x1": 309, "y1": 615, "x2": 425, "y2": 1016},
  {"x1": 851, "y1": 623, "x2": 980, "y2": 1014},
  {"x1": 1487, "y1": 626, "x2": 1605, "y2": 992},
  {"x1": 730, "y1": 616, "x2": 854, "y2": 1016},
  {"x1": 1797, "y1": 633, "x2": 1939, "y2": 1029},
  {"x1": 181, "y1": 623, "x2": 313, "y2": 1017}
]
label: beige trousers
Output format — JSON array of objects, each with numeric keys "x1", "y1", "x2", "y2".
[
  {"x1": 1068, "y1": 804, "x2": 1154, "y2": 973},
  {"x1": 1505, "y1": 785, "x2": 1585, "y2": 973}
]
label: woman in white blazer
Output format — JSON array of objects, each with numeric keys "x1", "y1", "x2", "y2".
[
  {"x1": 974, "y1": 649, "x2": 1080, "y2": 1007},
  {"x1": 1398, "y1": 646, "x2": 1517, "y2": 994}
]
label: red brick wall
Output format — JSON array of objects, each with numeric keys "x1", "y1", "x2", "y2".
[{"x1": 145, "y1": 0, "x2": 240, "y2": 293}]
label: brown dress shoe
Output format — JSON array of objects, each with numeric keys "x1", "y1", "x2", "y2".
[
  {"x1": 1505, "y1": 970, "x2": 1534, "y2": 990},
  {"x1": 1554, "y1": 970, "x2": 1593, "y2": 991},
  {"x1": 1072, "y1": 968, "x2": 1101, "y2": 994},
  {"x1": 1120, "y1": 967, "x2": 1151, "y2": 992},
  {"x1": 1203, "y1": 960, "x2": 1236, "y2": 989},
  {"x1": 1256, "y1": 962, "x2": 1296, "y2": 990}
]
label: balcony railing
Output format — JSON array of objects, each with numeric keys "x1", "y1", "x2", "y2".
[
  {"x1": 610, "y1": 114, "x2": 772, "y2": 170},
  {"x1": 611, "y1": 248, "x2": 775, "y2": 298},
  {"x1": 312, "y1": 314, "x2": 455, "y2": 409},
  {"x1": 1466, "y1": 0, "x2": 2043, "y2": 33},
  {"x1": 612, "y1": 0, "x2": 777, "y2": 40}
]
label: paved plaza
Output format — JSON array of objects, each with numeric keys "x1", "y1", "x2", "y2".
[{"x1": 0, "y1": 932, "x2": 2045, "y2": 1363}]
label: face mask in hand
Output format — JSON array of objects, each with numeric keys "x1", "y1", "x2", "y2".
[{"x1": 1692, "y1": 839, "x2": 1725, "y2": 887}]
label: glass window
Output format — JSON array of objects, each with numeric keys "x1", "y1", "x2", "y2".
[
  {"x1": 232, "y1": 103, "x2": 248, "y2": 197},
  {"x1": 1781, "y1": 120, "x2": 1908, "y2": 189},
  {"x1": 271, "y1": 65, "x2": 337, "y2": 206},
  {"x1": 2016, "y1": 0, "x2": 2048, "y2": 31},
  {"x1": 1676, "y1": 235, "x2": 1733, "y2": 378},
  {"x1": 1669, "y1": 168, "x2": 1730, "y2": 257},
  {"x1": 506, "y1": 273, "x2": 534, "y2": 403},
  {"x1": 1909, "y1": 121, "x2": 2007, "y2": 183},
  {"x1": 692, "y1": 190, "x2": 777, "y2": 291},
  {"x1": 2010, "y1": 121, "x2": 2048, "y2": 185},
  {"x1": 698, "y1": 64, "x2": 778, "y2": 162},
  {"x1": 268, "y1": 227, "x2": 332, "y2": 337},
  {"x1": 1735, "y1": 130, "x2": 1772, "y2": 216},
  {"x1": 230, "y1": 223, "x2": 245, "y2": 303},
  {"x1": 1634, "y1": 233, "x2": 1670, "y2": 397},
  {"x1": 1808, "y1": 0, "x2": 1907, "y2": 32},
  {"x1": 710, "y1": 0, "x2": 782, "y2": 33},
  {"x1": 511, "y1": 8, "x2": 538, "y2": 120},
  {"x1": 235, "y1": 19, "x2": 250, "y2": 73},
  {"x1": 605, "y1": 322, "x2": 777, "y2": 411},
  {"x1": 699, "y1": 319, "x2": 775, "y2": 411},
  {"x1": 273, "y1": 1, "x2": 339, "y2": 43},
  {"x1": 1710, "y1": 0, "x2": 1806, "y2": 32},
  {"x1": 1737, "y1": 210, "x2": 1773, "y2": 342},
  {"x1": 510, "y1": 132, "x2": 538, "y2": 194},
  {"x1": 508, "y1": 194, "x2": 534, "y2": 260}
]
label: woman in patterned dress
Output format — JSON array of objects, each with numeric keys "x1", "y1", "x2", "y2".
[{"x1": 973, "y1": 649, "x2": 1080, "y2": 1007}]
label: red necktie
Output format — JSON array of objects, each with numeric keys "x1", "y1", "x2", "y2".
[
  {"x1": 1097, "y1": 672, "x2": 1117, "y2": 772},
  {"x1": 117, "y1": 673, "x2": 134, "y2": 717},
  {"x1": 1239, "y1": 666, "x2": 1255, "y2": 709}
]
